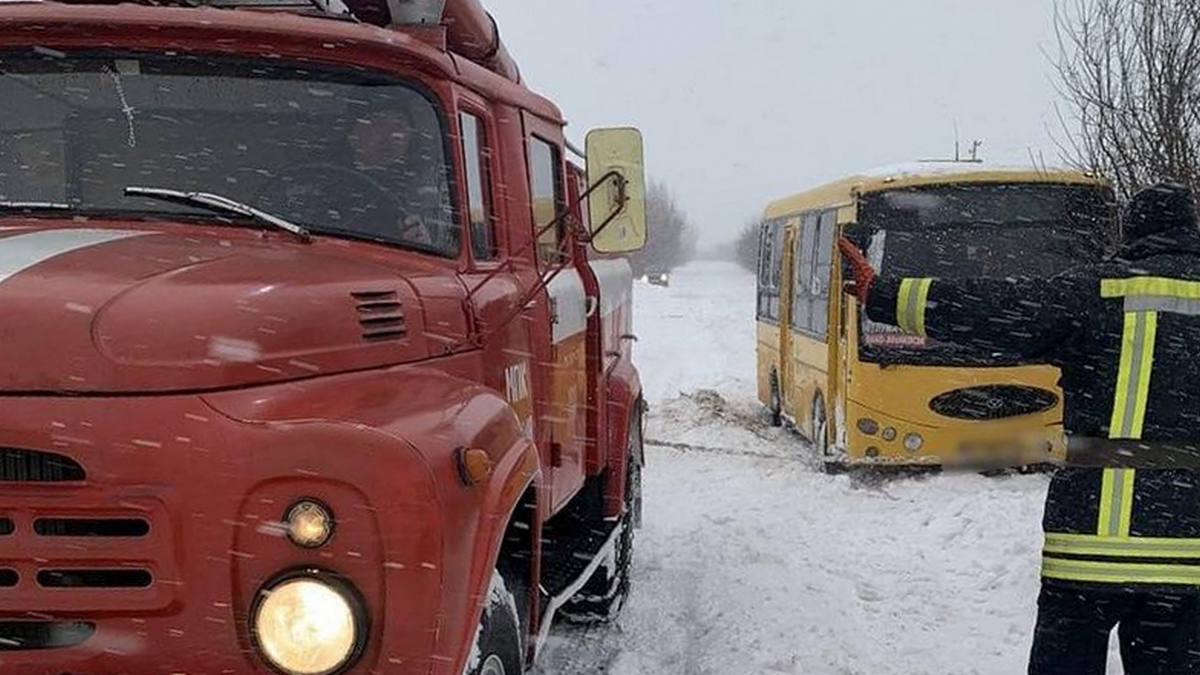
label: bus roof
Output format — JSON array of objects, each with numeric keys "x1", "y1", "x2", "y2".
[{"x1": 764, "y1": 162, "x2": 1107, "y2": 220}]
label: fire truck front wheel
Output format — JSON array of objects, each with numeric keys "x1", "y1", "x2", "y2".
[{"x1": 463, "y1": 570, "x2": 523, "y2": 675}]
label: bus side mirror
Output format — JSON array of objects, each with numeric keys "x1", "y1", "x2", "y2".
[{"x1": 585, "y1": 127, "x2": 647, "y2": 254}]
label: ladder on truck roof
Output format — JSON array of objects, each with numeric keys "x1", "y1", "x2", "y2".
[
  {"x1": 228, "y1": 0, "x2": 449, "y2": 24},
  {"x1": 50, "y1": 0, "x2": 447, "y2": 25},
  {"x1": 46, "y1": 0, "x2": 520, "y2": 82}
]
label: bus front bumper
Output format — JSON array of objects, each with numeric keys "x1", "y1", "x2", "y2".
[{"x1": 836, "y1": 402, "x2": 1066, "y2": 469}]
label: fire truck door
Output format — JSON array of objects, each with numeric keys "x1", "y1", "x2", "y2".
[{"x1": 525, "y1": 115, "x2": 588, "y2": 511}]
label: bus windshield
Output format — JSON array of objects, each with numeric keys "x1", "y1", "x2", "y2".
[
  {"x1": 0, "y1": 52, "x2": 458, "y2": 256},
  {"x1": 856, "y1": 182, "x2": 1114, "y2": 365}
]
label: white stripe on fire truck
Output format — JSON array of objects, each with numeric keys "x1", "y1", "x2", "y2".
[
  {"x1": 0, "y1": 229, "x2": 149, "y2": 285},
  {"x1": 546, "y1": 260, "x2": 635, "y2": 345},
  {"x1": 547, "y1": 267, "x2": 588, "y2": 344},
  {"x1": 592, "y1": 258, "x2": 633, "y2": 320}
]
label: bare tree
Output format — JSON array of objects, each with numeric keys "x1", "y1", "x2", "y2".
[
  {"x1": 1053, "y1": 0, "x2": 1200, "y2": 197},
  {"x1": 628, "y1": 179, "x2": 696, "y2": 275},
  {"x1": 734, "y1": 217, "x2": 762, "y2": 273}
]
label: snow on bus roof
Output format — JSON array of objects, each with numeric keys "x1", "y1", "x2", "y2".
[
  {"x1": 858, "y1": 161, "x2": 1080, "y2": 179},
  {"x1": 765, "y1": 161, "x2": 1103, "y2": 218}
]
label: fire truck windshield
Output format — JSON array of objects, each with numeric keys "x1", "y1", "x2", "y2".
[{"x1": 0, "y1": 52, "x2": 459, "y2": 256}]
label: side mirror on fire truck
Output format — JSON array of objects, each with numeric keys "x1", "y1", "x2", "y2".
[{"x1": 585, "y1": 127, "x2": 647, "y2": 254}]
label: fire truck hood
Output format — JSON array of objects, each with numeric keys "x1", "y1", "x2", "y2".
[{"x1": 0, "y1": 223, "x2": 468, "y2": 393}]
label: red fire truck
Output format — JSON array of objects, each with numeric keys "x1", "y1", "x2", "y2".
[{"x1": 0, "y1": 2, "x2": 648, "y2": 674}]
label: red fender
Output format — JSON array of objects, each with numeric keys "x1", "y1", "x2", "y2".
[
  {"x1": 204, "y1": 359, "x2": 542, "y2": 675},
  {"x1": 602, "y1": 357, "x2": 643, "y2": 519}
]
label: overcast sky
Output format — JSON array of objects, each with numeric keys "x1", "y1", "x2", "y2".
[{"x1": 488, "y1": 0, "x2": 1071, "y2": 248}]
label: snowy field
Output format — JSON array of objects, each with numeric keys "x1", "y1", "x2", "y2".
[{"x1": 534, "y1": 261, "x2": 1124, "y2": 675}]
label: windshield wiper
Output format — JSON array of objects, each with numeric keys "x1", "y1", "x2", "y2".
[
  {"x1": 124, "y1": 186, "x2": 310, "y2": 242},
  {"x1": 0, "y1": 201, "x2": 72, "y2": 211}
]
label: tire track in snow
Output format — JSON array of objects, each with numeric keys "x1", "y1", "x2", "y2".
[
  {"x1": 533, "y1": 263, "x2": 1055, "y2": 674},
  {"x1": 645, "y1": 438, "x2": 805, "y2": 462}
]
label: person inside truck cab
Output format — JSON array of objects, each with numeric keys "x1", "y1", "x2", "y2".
[{"x1": 260, "y1": 99, "x2": 454, "y2": 254}]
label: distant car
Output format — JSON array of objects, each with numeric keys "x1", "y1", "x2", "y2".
[{"x1": 644, "y1": 270, "x2": 671, "y2": 287}]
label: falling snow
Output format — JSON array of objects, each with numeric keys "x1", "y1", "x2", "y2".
[{"x1": 533, "y1": 262, "x2": 1126, "y2": 675}]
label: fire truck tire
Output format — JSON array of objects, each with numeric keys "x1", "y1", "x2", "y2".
[
  {"x1": 463, "y1": 570, "x2": 523, "y2": 675},
  {"x1": 561, "y1": 441, "x2": 640, "y2": 624}
]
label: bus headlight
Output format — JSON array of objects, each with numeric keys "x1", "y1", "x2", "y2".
[
  {"x1": 856, "y1": 418, "x2": 880, "y2": 435},
  {"x1": 285, "y1": 500, "x2": 334, "y2": 549},
  {"x1": 253, "y1": 575, "x2": 362, "y2": 675},
  {"x1": 904, "y1": 433, "x2": 924, "y2": 452}
]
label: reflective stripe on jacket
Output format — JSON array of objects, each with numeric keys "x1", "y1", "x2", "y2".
[{"x1": 864, "y1": 226, "x2": 1200, "y2": 590}]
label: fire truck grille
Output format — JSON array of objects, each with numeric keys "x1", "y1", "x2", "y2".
[
  {"x1": 1, "y1": 492, "x2": 171, "y2": 614},
  {"x1": 0, "y1": 621, "x2": 95, "y2": 651},
  {"x1": 352, "y1": 291, "x2": 408, "y2": 341},
  {"x1": 34, "y1": 518, "x2": 150, "y2": 538},
  {"x1": 37, "y1": 569, "x2": 153, "y2": 589},
  {"x1": 0, "y1": 448, "x2": 85, "y2": 482}
]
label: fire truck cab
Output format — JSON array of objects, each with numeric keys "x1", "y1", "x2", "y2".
[{"x1": 0, "y1": 2, "x2": 647, "y2": 674}]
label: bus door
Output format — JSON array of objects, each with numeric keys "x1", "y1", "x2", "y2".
[
  {"x1": 836, "y1": 203, "x2": 870, "y2": 450},
  {"x1": 757, "y1": 219, "x2": 789, "y2": 409},
  {"x1": 523, "y1": 111, "x2": 588, "y2": 511},
  {"x1": 829, "y1": 206, "x2": 855, "y2": 448},
  {"x1": 786, "y1": 211, "x2": 836, "y2": 437},
  {"x1": 778, "y1": 217, "x2": 799, "y2": 416}
]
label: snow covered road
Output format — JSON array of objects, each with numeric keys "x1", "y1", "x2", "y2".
[{"x1": 533, "y1": 262, "x2": 1116, "y2": 675}]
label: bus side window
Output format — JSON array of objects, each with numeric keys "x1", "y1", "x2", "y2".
[
  {"x1": 757, "y1": 220, "x2": 783, "y2": 322},
  {"x1": 756, "y1": 224, "x2": 770, "y2": 318},
  {"x1": 812, "y1": 209, "x2": 837, "y2": 336},
  {"x1": 529, "y1": 136, "x2": 566, "y2": 266},
  {"x1": 460, "y1": 111, "x2": 496, "y2": 261},
  {"x1": 792, "y1": 213, "x2": 818, "y2": 333},
  {"x1": 770, "y1": 221, "x2": 786, "y2": 319}
]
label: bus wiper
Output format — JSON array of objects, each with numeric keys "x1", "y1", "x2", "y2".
[{"x1": 124, "y1": 186, "x2": 311, "y2": 242}]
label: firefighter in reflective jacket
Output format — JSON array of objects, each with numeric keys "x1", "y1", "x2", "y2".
[{"x1": 840, "y1": 184, "x2": 1200, "y2": 675}]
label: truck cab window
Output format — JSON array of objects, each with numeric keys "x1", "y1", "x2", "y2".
[
  {"x1": 460, "y1": 112, "x2": 496, "y2": 261},
  {"x1": 529, "y1": 136, "x2": 566, "y2": 266}
]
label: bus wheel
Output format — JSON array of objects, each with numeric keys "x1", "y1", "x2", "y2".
[
  {"x1": 768, "y1": 374, "x2": 783, "y2": 427},
  {"x1": 463, "y1": 570, "x2": 523, "y2": 675}
]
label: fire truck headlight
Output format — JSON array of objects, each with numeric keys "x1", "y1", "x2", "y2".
[
  {"x1": 285, "y1": 500, "x2": 334, "y2": 549},
  {"x1": 253, "y1": 575, "x2": 362, "y2": 675}
]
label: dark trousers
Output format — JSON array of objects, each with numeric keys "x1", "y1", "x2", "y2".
[{"x1": 1029, "y1": 582, "x2": 1200, "y2": 675}]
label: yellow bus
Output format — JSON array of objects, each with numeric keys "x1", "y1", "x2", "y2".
[{"x1": 756, "y1": 163, "x2": 1114, "y2": 468}]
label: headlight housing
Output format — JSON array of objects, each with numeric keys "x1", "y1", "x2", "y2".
[{"x1": 253, "y1": 573, "x2": 364, "y2": 675}]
